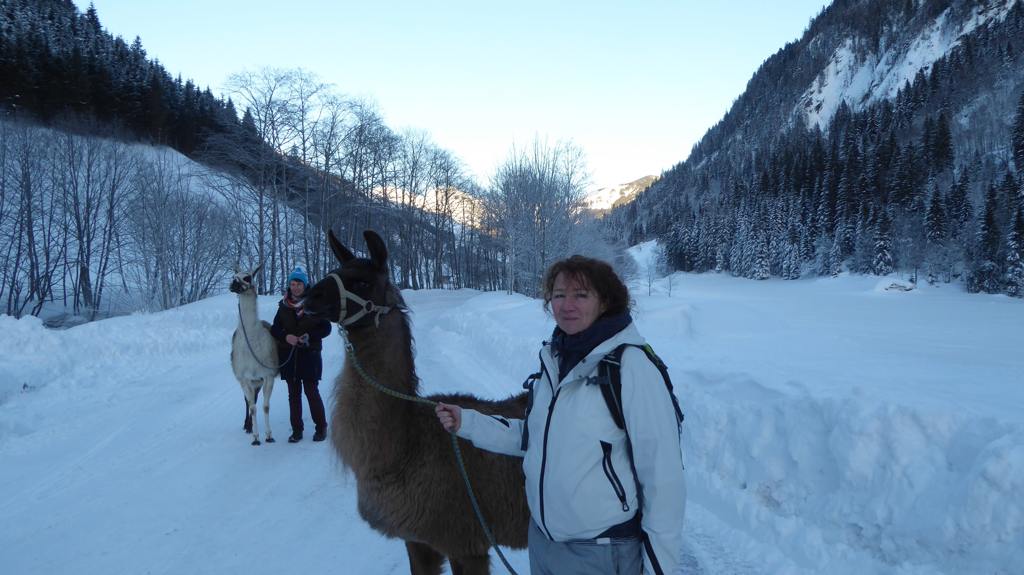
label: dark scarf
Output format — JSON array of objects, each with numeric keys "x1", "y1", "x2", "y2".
[
  {"x1": 282, "y1": 292, "x2": 304, "y2": 317},
  {"x1": 550, "y1": 311, "x2": 632, "y2": 381}
]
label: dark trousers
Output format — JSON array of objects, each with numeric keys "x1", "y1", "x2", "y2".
[
  {"x1": 286, "y1": 379, "x2": 327, "y2": 433},
  {"x1": 528, "y1": 520, "x2": 642, "y2": 575}
]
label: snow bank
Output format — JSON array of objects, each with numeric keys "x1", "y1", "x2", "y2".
[{"x1": 1, "y1": 270, "x2": 1021, "y2": 574}]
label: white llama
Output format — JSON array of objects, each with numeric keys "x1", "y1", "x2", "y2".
[{"x1": 229, "y1": 265, "x2": 279, "y2": 445}]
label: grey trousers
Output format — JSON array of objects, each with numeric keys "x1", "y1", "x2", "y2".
[{"x1": 528, "y1": 520, "x2": 643, "y2": 575}]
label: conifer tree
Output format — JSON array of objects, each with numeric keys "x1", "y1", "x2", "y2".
[
  {"x1": 969, "y1": 185, "x2": 1003, "y2": 293},
  {"x1": 752, "y1": 233, "x2": 771, "y2": 280},
  {"x1": 925, "y1": 183, "x2": 949, "y2": 281},
  {"x1": 932, "y1": 112, "x2": 953, "y2": 173},
  {"x1": 852, "y1": 205, "x2": 875, "y2": 274},
  {"x1": 891, "y1": 145, "x2": 918, "y2": 208},
  {"x1": 998, "y1": 170, "x2": 1019, "y2": 228},
  {"x1": 784, "y1": 241, "x2": 802, "y2": 279},
  {"x1": 921, "y1": 115, "x2": 934, "y2": 170},
  {"x1": 946, "y1": 170, "x2": 973, "y2": 241},
  {"x1": 837, "y1": 211, "x2": 856, "y2": 259},
  {"x1": 873, "y1": 211, "x2": 895, "y2": 275},
  {"x1": 730, "y1": 216, "x2": 750, "y2": 277},
  {"x1": 1005, "y1": 208, "x2": 1024, "y2": 297},
  {"x1": 979, "y1": 185, "x2": 1003, "y2": 265},
  {"x1": 782, "y1": 223, "x2": 802, "y2": 279},
  {"x1": 815, "y1": 234, "x2": 834, "y2": 276},
  {"x1": 828, "y1": 233, "x2": 843, "y2": 276},
  {"x1": 1013, "y1": 90, "x2": 1024, "y2": 172},
  {"x1": 926, "y1": 184, "x2": 947, "y2": 245}
]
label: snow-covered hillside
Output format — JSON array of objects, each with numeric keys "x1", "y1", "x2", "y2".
[
  {"x1": 585, "y1": 175, "x2": 657, "y2": 211},
  {"x1": 799, "y1": 0, "x2": 1020, "y2": 129},
  {"x1": 1, "y1": 267, "x2": 1022, "y2": 573}
]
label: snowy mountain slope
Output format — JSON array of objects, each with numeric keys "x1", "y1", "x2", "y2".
[
  {"x1": 1, "y1": 273, "x2": 1022, "y2": 574},
  {"x1": 799, "y1": 0, "x2": 1021, "y2": 129},
  {"x1": 585, "y1": 175, "x2": 658, "y2": 211}
]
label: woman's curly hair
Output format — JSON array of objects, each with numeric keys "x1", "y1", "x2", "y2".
[{"x1": 541, "y1": 255, "x2": 631, "y2": 317}]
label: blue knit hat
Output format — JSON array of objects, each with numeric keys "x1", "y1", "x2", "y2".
[{"x1": 287, "y1": 265, "x2": 309, "y2": 287}]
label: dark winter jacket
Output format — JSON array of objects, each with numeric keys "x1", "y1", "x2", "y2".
[{"x1": 270, "y1": 297, "x2": 332, "y2": 382}]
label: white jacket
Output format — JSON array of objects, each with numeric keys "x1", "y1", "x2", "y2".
[{"x1": 459, "y1": 323, "x2": 686, "y2": 575}]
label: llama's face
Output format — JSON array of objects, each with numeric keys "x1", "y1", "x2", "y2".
[
  {"x1": 304, "y1": 230, "x2": 390, "y2": 327},
  {"x1": 229, "y1": 265, "x2": 261, "y2": 295}
]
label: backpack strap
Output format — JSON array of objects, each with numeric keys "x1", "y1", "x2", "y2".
[
  {"x1": 636, "y1": 343, "x2": 684, "y2": 427},
  {"x1": 519, "y1": 350, "x2": 547, "y2": 451},
  {"x1": 597, "y1": 346, "x2": 628, "y2": 429},
  {"x1": 597, "y1": 343, "x2": 684, "y2": 432}
]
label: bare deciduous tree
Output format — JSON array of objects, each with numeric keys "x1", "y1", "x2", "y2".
[
  {"x1": 55, "y1": 132, "x2": 135, "y2": 319},
  {"x1": 124, "y1": 151, "x2": 234, "y2": 310},
  {"x1": 486, "y1": 137, "x2": 593, "y2": 295}
]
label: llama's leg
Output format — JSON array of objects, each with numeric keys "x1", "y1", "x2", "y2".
[
  {"x1": 243, "y1": 396, "x2": 252, "y2": 433},
  {"x1": 243, "y1": 386, "x2": 260, "y2": 433},
  {"x1": 262, "y1": 378, "x2": 275, "y2": 442},
  {"x1": 245, "y1": 384, "x2": 261, "y2": 446},
  {"x1": 405, "y1": 541, "x2": 444, "y2": 575},
  {"x1": 449, "y1": 555, "x2": 491, "y2": 575}
]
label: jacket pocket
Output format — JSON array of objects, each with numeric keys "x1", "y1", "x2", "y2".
[{"x1": 600, "y1": 440, "x2": 630, "y2": 512}]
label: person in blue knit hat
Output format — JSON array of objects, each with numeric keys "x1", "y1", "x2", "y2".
[
  {"x1": 270, "y1": 264, "x2": 331, "y2": 442},
  {"x1": 287, "y1": 265, "x2": 309, "y2": 287}
]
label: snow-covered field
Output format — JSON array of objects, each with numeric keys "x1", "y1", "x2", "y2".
[{"x1": 1, "y1": 262, "x2": 1022, "y2": 574}]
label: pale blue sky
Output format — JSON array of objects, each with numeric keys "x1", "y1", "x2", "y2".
[{"x1": 81, "y1": 0, "x2": 830, "y2": 191}]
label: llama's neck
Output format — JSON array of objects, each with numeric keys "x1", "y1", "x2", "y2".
[
  {"x1": 338, "y1": 310, "x2": 418, "y2": 468},
  {"x1": 236, "y1": 291, "x2": 262, "y2": 327},
  {"x1": 346, "y1": 311, "x2": 418, "y2": 397}
]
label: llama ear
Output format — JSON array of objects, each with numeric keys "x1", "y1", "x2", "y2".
[
  {"x1": 329, "y1": 229, "x2": 355, "y2": 264},
  {"x1": 364, "y1": 230, "x2": 388, "y2": 270},
  {"x1": 252, "y1": 262, "x2": 264, "y2": 277}
]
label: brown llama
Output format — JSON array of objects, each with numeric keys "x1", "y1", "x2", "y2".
[{"x1": 303, "y1": 230, "x2": 530, "y2": 575}]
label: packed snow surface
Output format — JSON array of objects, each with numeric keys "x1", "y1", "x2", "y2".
[{"x1": 1, "y1": 256, "x2": 1021, "y2": 573}]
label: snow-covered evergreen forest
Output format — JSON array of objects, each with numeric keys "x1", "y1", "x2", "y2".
[{"x1": 614, "y1": 0, "x2": 1024, "y2": 298}]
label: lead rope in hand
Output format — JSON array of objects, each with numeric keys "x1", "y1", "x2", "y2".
[{"x1": 342, "y1": 336, "x2": 520, "y2": 575}]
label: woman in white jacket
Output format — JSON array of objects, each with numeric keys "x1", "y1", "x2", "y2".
[{"x1": 436, "y1": 255, "x2": 686, "y2": 575}]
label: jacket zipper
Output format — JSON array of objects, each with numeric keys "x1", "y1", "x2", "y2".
[
  {"x1": 538, "y1": 384, "x2": 561, "y2": 540},
  {"x1": 521, "y1": 353, "x2": 550, "y2": 451},
  {"x1": 600, "y1": 441, "x2": 630, "y2": 512}
]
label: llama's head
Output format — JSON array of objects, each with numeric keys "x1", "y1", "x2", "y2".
[
  {"x1": 305, "y1": 230, "x2": 400, "y2": 329},
  {"x1": 229, "y1": 264, "x2": 262, "y2": 295}
]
